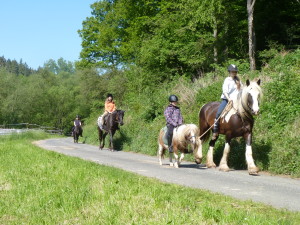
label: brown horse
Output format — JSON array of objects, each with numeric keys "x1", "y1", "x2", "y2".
[
  {"x1": 158, "y1": 124, "x2": 202, "y2": 168},
  {"x1": 198, "y1": 79, "x2": 262, "y2": 175},
  {"x1": 97, "y1": 110, "x2": 125, "y2": 151}
]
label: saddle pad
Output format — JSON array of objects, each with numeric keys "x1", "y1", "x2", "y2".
[{"x1": 97, "y1": 116, "x2": 102, "y2": 128}]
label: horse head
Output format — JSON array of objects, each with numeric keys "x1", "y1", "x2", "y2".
[
  {"x1": 116, "y1": 110, "x2": 125, "y2": 126},
  {"x1": 184, "y1": 124, "x2": 202, "y2": 163},
  {"x1": 242, "y1": 79, "x2": 262, "y2": 116}
]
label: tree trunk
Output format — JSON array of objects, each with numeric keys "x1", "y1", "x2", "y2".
[
  {"x1": 213, "y1": 18, "x2": 218, "y2": 65},
  {"x1": 247, "y1": 0, "x2": 256, "y2": 71}
]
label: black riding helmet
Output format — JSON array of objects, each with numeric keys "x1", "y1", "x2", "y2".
[
  {"x1": 107, "y1": 93, "x2": 113, "y2": 98},
  {"x1": 169, "y1": 95, "x2": 178, "y2": 102},
  {"x1": 228, "y1": 64, "x2": 238, "y2": 72}
]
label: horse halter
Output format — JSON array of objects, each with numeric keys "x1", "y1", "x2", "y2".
[{"x1": 187, "y1": 135, "x2": 196, "y2": 144}]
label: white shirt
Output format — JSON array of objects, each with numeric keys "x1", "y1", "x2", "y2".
[{"x1": 221, "y1": 77, "x2": 238, "y2": 100}]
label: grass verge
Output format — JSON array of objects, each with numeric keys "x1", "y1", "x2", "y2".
[{"x1": 1, "y1": 132, "x2": 300, "y2": 224}]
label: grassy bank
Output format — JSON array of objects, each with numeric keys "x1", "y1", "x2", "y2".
[
  {"x1": 82, "y1": 50, "x2": 300, "y2": 177},
  {"x1": 1, "y1": 132, "x2": 300, "y2": 224}
]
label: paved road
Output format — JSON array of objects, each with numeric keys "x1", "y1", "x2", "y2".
[{"x1": 34, "y1": 137, "x2": 300, "y2": 212}]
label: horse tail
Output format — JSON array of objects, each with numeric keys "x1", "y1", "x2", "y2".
[{"x1": 158, "y1": 129, "x2": 167, "y2": 157}]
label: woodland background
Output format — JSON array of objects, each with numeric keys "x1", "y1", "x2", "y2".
[{"x1": 0, "y1": 0, "x2": 299, "y2": 176}]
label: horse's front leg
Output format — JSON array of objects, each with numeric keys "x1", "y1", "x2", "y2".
[
  {"x1": 101, "y1": 132, "x2": 107, "y2": 149},
  {"x1": 179, "y1": 152, "x2": 185, "y2": 165},
  {"x1": 194, "y1": 139, "x2": 203, "y2": 164},
  {"x1": 244, "y1": 133, "x2": 259, "y2": 175},
  {"x1": 219, "y1": 139, "x2": 231, "y2": 172},
  {"x1": 109, "y1": 130, "x2": 115, "y2": 151}
]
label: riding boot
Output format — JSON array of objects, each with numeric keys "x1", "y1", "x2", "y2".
[
  {"x1": 212, "y1": 119, "x2": 219, "y2": 140},
  {"x1": 168, "y1": 146, "x2": 173, "y2": 153}
]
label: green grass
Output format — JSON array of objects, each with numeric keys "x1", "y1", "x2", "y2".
[{"x1": 1, "y1": 132, "x2": 300, "y2": 224}]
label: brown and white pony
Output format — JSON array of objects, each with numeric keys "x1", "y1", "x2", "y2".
[
  {"x1": 158, "y1": 124, "x2": 202, "y2": 168},
  {"x1": 198, "y1": 79, "x2": 262, "y2": 175}
]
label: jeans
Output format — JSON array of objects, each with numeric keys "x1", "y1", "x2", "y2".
[{"x1": 215, "y1": 99, "x2": 228, "y2": 119}]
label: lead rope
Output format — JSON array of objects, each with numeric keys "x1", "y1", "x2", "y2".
[{"x1": 198, "y1": 101, "x2": 233, "y2": 139}]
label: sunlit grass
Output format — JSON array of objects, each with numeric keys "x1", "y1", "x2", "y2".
[{"x1": 1, "y1": 132, "x2": 299, "y2": 224}]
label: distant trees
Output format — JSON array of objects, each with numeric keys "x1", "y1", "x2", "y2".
[
  {"x1": 0, "y1": 56, "x2": 36, "y2": 76},
  {"x1": 43, "y1": 58, "x2": 75, "y2": 74},
  {"x1": 0, "y1": 54, "x2": 130, "y2": 133}
]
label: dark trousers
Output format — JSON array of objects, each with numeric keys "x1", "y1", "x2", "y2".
[{"x1": 167, "y1": 124, "x2": 175, "y2": 148}]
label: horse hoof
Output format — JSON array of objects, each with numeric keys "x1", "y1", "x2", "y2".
[
  {"x1": 195, "y1": 159, "x2": 202, "y2": 164},
  {"x1": 206, "y1": 163, "x2": 216, "y2": 168},
  {"x1": 219, "y1": 166, "x2": 230, "y2": 172},
  {"x1": 170, "y1": 163, "x2": 174, "y2": 167},
  {"x1": 248, "y1": 167, "x2": 259, "y2": 175}
]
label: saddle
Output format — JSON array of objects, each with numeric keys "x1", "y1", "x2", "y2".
[{"x1": 221, "y1": 99, "x2": 238, "y2": 123}]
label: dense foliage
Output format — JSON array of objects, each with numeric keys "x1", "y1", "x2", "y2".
[
  {"x1": 0, "y1": 56, "x2": 36, "y2": 76},
  {"x1": 78, "y1": 0, "x2": 299, "y2": 77}
]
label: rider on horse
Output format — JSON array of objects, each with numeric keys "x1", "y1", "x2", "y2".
[
  {"x1": 100, "y1": 93, "x2": 116, "y2": 129},
  {"x1": 72, "y1": 115, "x2": 83, "y2": 137},
  {"x1": 213, "y1": 64, "x2": 241, "y2": 138},
  {"x1": 164, "y1": 95, "x2": 183, "y2": 153}
]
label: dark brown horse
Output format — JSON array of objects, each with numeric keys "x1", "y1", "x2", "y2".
[
  {"x1": 97, "y1": 110, "x2": 125, "y2": 151},
  {"x1": 73, "y1": 125, "x2": 82, "y2": 143},
  {"x1": 198, "y1": 79, "x2": 262, "y2": 175}
]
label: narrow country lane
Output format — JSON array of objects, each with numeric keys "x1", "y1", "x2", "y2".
[{"x1": 34, "y1": 137, "x2": 300, "y2": 212}]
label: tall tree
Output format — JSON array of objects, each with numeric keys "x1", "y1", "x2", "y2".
[{"x1": 247, "y1": 0, "x2": 256, "y2": 70}]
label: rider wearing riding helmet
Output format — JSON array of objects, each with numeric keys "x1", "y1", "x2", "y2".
[
  {"x1": 73, "y1": 115, "x2": 82, "y2": 136},
  {"x1": 213, "y1": 64, "x2": 241, "y2": 138},
  {"x1": 100, "y1": 93, "x2": 116, "y2": 128},
  {"x1": 164, "y1": 95, "x2": 183, "y2": 153}
]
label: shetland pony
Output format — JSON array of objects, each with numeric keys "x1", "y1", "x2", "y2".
[
  {"x1": 198, "y1": 79, "x2": 262, "y2": 175},
  {"x1": 158, "y1": 124, "x2": 202, "y2": 168}
]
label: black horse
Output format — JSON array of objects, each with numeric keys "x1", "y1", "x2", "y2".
[
  {"x1": 73, "y1": 125, "x2": 83, "y2": 143},
  {"x1": 97, "y1": 110, "x2": 125, "y2": 151}
]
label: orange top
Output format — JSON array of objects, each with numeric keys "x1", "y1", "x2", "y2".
[{"x1": 105, "y1": 100, "x2": 116, "y2": 113}]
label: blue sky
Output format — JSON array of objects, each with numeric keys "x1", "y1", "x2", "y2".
[{"x1": 0, "y1": 1, "x2": 95, "y2": 69}]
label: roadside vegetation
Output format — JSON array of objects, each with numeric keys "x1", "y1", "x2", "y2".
[{"x1": 1, "y1": 132, "x2": 300, "y2": 224}]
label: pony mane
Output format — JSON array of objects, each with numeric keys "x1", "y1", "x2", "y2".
[{"x1": 181, "y1": 124, "x2": 200, "y2": 138}]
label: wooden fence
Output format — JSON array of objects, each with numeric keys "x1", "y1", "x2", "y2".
[{"x1": 0, "y1": 123, "x2": 63, "y2": 135}]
